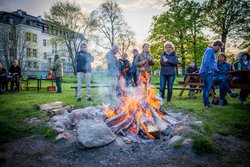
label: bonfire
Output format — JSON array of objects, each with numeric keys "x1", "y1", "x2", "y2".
[{"x1": 103, "y1": 73, "x2": 173, "y2": 139}]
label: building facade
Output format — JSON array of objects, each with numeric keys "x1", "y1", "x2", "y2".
[{"x1": 0, "y1": 9, "x2": 76, "y2": 76}]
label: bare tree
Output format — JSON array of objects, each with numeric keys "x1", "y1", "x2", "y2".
[
  {"x1": 0, "y1": 26, "x2": 30, "y2": 71},
  {"x1": 45, "y1": 1, "x2": 96, "y2": 74},
  {"x1": 90, "y1": 0, "x2": 136, "y2": 49}
]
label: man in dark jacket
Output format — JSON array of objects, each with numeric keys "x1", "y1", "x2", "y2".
[
  {"x1": 76, "y1": 43, "x2": 94, "y2": 102},
  {"x1": 160, "y1": 41, "x2": 179, "y2": 106},
  {"x1": 199, "y1": 41, "x2": 223, "y2": 108},
  {"x1": 118, "y1": 52, "x2": 131, "y2": 87},
  {"x1": 9, "y1": 60, "x2": 21, "y2": 92},
  {"x1": 214, "y1": 53, "x2": 238, "y2": 106},
  {"x1": 0, "y1": 63, "x2": 8, "y2": 93}
]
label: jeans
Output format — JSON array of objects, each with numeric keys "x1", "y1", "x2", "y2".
[
  {"x1": 201, "y1": 72, "x2": 214, "y2": 106},
  {"x1": 214, "y1": 77, "x2": 232, "y2": 100},
  {"x1": 160, "y1": 74, "x2": 175, "y2": 102},
  {"x1": 77, "y1": 72, "x2": 91, "y2": 99},
  {"x1": 131, "y1": 72, "x2": 138, "y2": 87},
  {"x1": 56, "y1": 77, "x2": 62, "y2": 93}
]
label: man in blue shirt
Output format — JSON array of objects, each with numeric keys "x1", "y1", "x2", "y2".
[{"x1": 200, "y1": 41, "x2": 224, "y2": 108}]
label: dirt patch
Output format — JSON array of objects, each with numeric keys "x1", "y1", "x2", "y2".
[{"x1": 0, "y1": 134, "x2": 249, "y2": 167}]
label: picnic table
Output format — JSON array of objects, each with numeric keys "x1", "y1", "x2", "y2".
[
  {"x1": 229, "y1": 70, "x2": 250, "y2": 89},
  {"x1": 178, "y1": 73, "x2": 204, "y2": 97},
  {"x1": 36, "y1": 78, "x2": 56, "y2": 92}
]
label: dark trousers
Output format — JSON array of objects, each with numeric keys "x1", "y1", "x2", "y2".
[
  {"x1": 240, "y1": 89, "x2": 249, "y2": 101},
  {"x1": 0, "y1": 82, "x2": 8, "y2": 92},
  {"x1": 131, "y1": 72, "x2": 138, "y2": 87},
  {"x1": 56, "y1": 77, "x2": 62, "y2": 93},
  {"x1": 215, "y1": 78, "x2": 232, "y2": 100},
  {"x1": 201, "y1": 72, "x2": 214, "y2": 106},
  {"x1": 11, "y1": 81, "x2": 19, "y2": 91},
  {"x1": 160, "y1": 74, "x2": 175, "y2": 102}
]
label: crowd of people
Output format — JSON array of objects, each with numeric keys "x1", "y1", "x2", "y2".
[{"x1": 0, "y1": 40, "x2": 249, "y2": 107}]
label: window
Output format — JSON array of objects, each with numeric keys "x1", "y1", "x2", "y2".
[
  {"x1": 27, "y1": 61, "x2": 32, "y2": 68},
  {"x1": 32, "y1": 34, "x2": 37, "y2": 43},
  {"x1": 52, "y1": 42, "x2": 58, "y2": 54},
  {"x1": 33, "y1": 49, "x2": 37, "y2": 57},
  {"x1": 9, "y1": 17, "x2": 13, "y2": 24},
  {"x1": 26, "y1": 32, "x2": 31, "y2": 41},
  {"x1": 48, "y1": 58, "x2": 52, "y2": 64},
  {"x1": 43, "y1": 39, "x2": 46, "y2": 46},
  {"x1": 9, "y1": 33, "x2": 14, "y2": 41},
  {"x1": 26, "y1": 48, "x2": 31, "y2": 57},
  {"x1": 43, "y1": 53, "x2": 47, "y2": 59},
  {"x1": 33, "y1": 62, "x2": 37, "y2": 68}
]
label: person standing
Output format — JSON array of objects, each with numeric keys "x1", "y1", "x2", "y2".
[
  {"x1": 9, "y1": 60, "x2": 21, "y2": 92},
  {"x1": 118, "y1": 52, "x2": 131, "y2": 87},
  {"x1": 134, "y1": 43, "x2": 155, "y2": 86},
  {"x1": 159, "y1": 42, "x2": 179, "y2": 106},
  {"x1": 51, "y1": 54, "x2": 63, "y2": 93},
  {"x1": 76, "y1": 43, "x2": 94, "y2": 101},
  {"x1": 214, "y1": 53, "x2": 238, "y2": 106},
  {"x1": 0, "y1": 63, "x2": 8, "y2": 93},
  {"x1": 130, "y1": 49, "x2": 139, "y2": 87},
  {"x1": 199, "y1": 41, "x2": 224, "y2": 108},
  {"x1": 106, "y1": 45, "x2": 120, "y2": 100}
]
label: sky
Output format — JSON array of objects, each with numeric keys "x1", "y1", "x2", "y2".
[{"x1": 0, "y1": 0, "x2": 170, "y2": 44}]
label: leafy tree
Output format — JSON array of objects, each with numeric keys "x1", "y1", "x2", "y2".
[
  {"x1": 150, "y1": 0, "x2": 209, "y2": 74},
  {"x1": 90, "y1": 0, "x2": 136, "y2": 50},
  {"x1": 45, "y1": 1, "x2": 95, "y2": 74},
  {"x1": 204, "y1": 0, "x2": 250, "y2": 52}
]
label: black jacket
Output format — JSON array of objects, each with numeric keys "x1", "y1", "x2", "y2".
[
  {"x1": 160, "y1": 51, "x2": 179, "y2": 76},
  {"x1": 9, "y1": 65, "x2": 21, "y2": 77}
]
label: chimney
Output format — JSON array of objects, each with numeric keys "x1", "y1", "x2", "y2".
[
  {"x1": 37, "y1": 16, "x2": 42, "y2": 22},
  {"x1": 17, "y1": 9, "x2": 26, "y2": 16}
]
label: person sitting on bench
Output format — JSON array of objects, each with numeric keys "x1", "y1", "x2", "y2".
[
  {"x1": 214, "y1": 53, "x2": 238, "y2": 106},
  {"x1": 0, "y1": 63, "x2": 9, "y2": 93},
  {"x1": 9, "y1": 60, "x2": 22, "y2": 92},
  {"x1": 184, "y1": 61, "x2": 199, "y2": 98},
  {"x1": 233, "y1": 52, "x2": 250, "y2": 104}
]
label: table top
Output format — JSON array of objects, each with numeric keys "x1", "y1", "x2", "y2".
[{"x1": 36, "y1": 78, "x2": 56, "y2": 80}]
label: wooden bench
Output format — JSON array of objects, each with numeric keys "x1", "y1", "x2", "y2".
[{"x1": 70, "y1": 85, "x2": 109, "y2": 96}]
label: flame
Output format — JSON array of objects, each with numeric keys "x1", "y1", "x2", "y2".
[{"x1": 104, "y1": 72, "x2": 164, "y2": 139}]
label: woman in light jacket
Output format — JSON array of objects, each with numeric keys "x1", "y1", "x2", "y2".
[{"x1": 134, "y1": 43, "x2": 155, "y2": 86}]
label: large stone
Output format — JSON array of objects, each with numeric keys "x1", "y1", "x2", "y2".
[
  {"x1": 182, "y1": 138, "x2": 193, "y2": 149},
  {"x1": 76, "y1": 119, "x2": 116, "y2": 148},
  {"x1": 168, "y1": 135, "x2": 183, "y2": 146}
]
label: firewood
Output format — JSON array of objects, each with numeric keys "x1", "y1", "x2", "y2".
[
  {"x1": 162, "y1": 115, "x2": 178, "y2": 125},
  {"x1": 147, "y1": 105, "x2": 169, "y2": 131},
  {"x1": 139, "y1": 115, "x2": 160, "y2": 139},
  {"x1": 118, "y1": 117, "x2": 136, "y2": 136},
  {"x1": 35, "y1": 101, "x2": 63, "y2": 111},
  {"x1": 110, "y1": 115, "x2": 133, "y2": 134},
  {"x1": 105, "y1": 111, "x2": 128, "y2": 127}
]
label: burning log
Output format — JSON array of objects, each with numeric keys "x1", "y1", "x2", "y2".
[
  {"x1": 105, "y1": 111, "x2": 128, "y2": 127},
  {"x1": 110, "y1": 114, "x2": 134, "y2": 134},
  {"x1": 139, "y1": 115, "x2": 160, "y2": 139}
]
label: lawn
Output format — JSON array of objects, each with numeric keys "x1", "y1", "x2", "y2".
[{"x1": 0, "y1": 74, "x2": 249, "y2": 153}]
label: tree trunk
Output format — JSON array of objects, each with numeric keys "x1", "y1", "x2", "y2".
[
  {"x1": 221, "y1": 31, "x2": 228, "y2": 52},
  {"x1": 181, "y1": 43, "x2": 185, "y2": 75}
]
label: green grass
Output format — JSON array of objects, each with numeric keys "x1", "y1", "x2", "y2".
[{"x1": 0, "y1": 74, "x2": 249, "y2": 154}]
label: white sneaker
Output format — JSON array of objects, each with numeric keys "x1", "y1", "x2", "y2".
[{"x1": 167, "y1": 101, "x2": 171, "y2": 106}]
